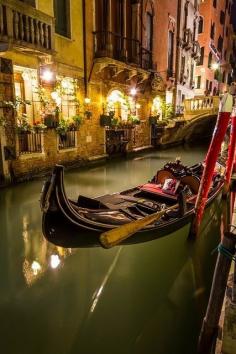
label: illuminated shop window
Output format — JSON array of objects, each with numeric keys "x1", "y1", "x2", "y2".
[
  {"x1": 13, "y1": 66, "x2": 40, "y2": 124},
  {"x1": 52, "y1": 76, "x2": 78, "y2": 119},
  {"x1": 106, "y1": 90, "x2": 132, "y2": 121}
]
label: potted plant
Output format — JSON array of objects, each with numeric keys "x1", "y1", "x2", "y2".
[
  {"x1": 127, "y1": 114, "x2": 140, "y2": 126},
  {"x1": 85, "y1": 110, "x2": 92, "y2": 119},
  {"x1": 72, "y1": 114, "x2": 83, "y2": 128},
  {"x1": 44, "y1": 106, "x2": 60, "y2": 128},
  {"x1": 33, "y1": 121, "x2": 47, "y2": 132},
  {"x1": 56, "y1": 118, "x2": 70, "y2": 136},
  {"x1": 149, "y1": 116, "x2": 158, "y2": 125},
  {"x1": 16, "y1": 114, "x2": 32, "y2": 133},
  {"x1": 100, "y1": 114, "x2": 112, "y2": 127}
]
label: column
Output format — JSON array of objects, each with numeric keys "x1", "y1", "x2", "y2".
[
  {"x1": 121, "y1": 0, "x2": 128, "y2": 59},
  {"x1": 106, "y1": 0, "x2": 113, "y2": 55}
]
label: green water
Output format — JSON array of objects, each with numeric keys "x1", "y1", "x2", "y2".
[{"x1": 0, "y1": 145, "x2": 222, "y2": 354}]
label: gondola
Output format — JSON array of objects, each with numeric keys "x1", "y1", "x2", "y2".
[{"x1": 40, "y1": 159, "x2": 224, "y2": 248}]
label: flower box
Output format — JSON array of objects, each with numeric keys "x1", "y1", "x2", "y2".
[
  {"x1": 44, "y1": 114, "x2": 59, "y2": 128},
  {"x1": 100, "y1": 115, "x2": 112, "y2": 127},
  {"x1": 149, "y1": 116, "x2": 158, "y2": 125}
]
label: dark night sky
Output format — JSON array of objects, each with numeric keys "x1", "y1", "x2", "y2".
[{"x1": 233, "y1": 0, "x2": 236, "y2": 31}]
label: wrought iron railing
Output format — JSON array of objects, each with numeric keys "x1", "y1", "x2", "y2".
[
  {"x1": 0, "y1": 0, "x2": 54, "y2": 53},
  {"x1": 93, "y1": 31, "x2": 153, "y2": 70},
  {"x1": 58, "y1": 130, "x2": 76, "y2": 150},
  {"x1": 18, "y1": 131, "x2": 43, "y2": 154}
]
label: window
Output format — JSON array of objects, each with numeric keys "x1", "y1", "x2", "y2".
[
  {"x1": 190, "y1": 64, "x2": 194, "y2": 87},
  {"x1": 54, "y1": 0, "x2": 71, "y2": 38},
  {"x1": 146, "y1": 12, "x2": 153, "y2": 52},
  {"x1": 209, "y1": 81, "x2": 212, "y2": 92},
  {"x1": 196, "y1": 76, "x2": 201, "y2": 89},
  {"x1": 13, "y1": 66, "x2": 40, "y2": 125},
  {"x1": 198, "y1": 17, "x2": 204, "y2": 34},
  {"x1": 206, "y1": 79, "x2": 209, "y2": 91},
  {"x1": 184, "y1": 2, "x2": 188, "y2": 29},
  {"x1": 220, "y1": 11, "x2": 225, "y2": 25},
  {"x1": 208, "y1": 52, "x2": 212, "y2": 68},
  {"x1": 197, "y1": 47, "x2": 205, "y2": 65},
  {"x1": 222, "y1": 71, "x2": 226, "y2": 83},
  {"x1": 167, "y1": 31, "x2": 174, "y2": 75},
  {"x1": 217, "y1": 35, "x2": 223, "y2": 52},
  {"x1": 57, "y1": 77, "x2": 78, "y2": 119},
  {"x1": 210, "y1": 22, "x2": 215, "y2": 39},
  {"x1": 181, "y1": 56, "x2": 185, "y2": 76},
  {"x1": 224, "y1": 50, "x2": 227, "y2": 60},
  {"x1": 213, "y1": 0, "x2": 217, "y2": 8}
]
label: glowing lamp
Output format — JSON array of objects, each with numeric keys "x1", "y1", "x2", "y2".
[
  {"x1": 130, "y1": 88, "x2": 137, "y2": 96},
  {"x1": 51, "y1": 91, "x2": 58, "y2": 100},
  {"x1": 211, "y1": 63, "x2": 220, "y2": 71},
  {"x1": 136, "y1": 103, "x2": 141, "y2": 109},
  {"x1": 41, "y1": 69, "x2": 54, "y2": 82},
  {"x1": 84, "y1": 97, "x2": 91, "y2": 104}
]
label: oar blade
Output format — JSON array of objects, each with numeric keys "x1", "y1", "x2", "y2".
[{"x1": 99, "y1": 209, "x2": 167, "y2": 249}]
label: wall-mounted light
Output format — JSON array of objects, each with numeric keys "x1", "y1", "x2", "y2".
[
  {"x1": 211, "y1": 62, "x2": 220, "y2": 71},
  {"x1": 41, "y1": 69, "x2": 54, "y2": 82},
  {"x1": 84, "y1": 97, "x2": 91, "y2": 104},
  {"x1": 130, "y1": 88, "x2": 137, "y2": 96}
]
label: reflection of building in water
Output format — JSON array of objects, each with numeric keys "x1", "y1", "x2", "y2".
[{"x1": 22, "y1": 215, "x2": 72, "y2": 286}]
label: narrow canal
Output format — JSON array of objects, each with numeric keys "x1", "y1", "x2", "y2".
[{"x1": 0, "y1": 144, "x2": 222, "y2": 354}]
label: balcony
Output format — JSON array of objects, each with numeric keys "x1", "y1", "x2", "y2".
[
  {"x1": 18, "y1": 131, "x2": 43, "y2": 154},
  {"x1": 183, "y1": 29, "x2": 193, "y2": 51},
  {"x1": 93, "y1": 31, "x2": 154, "y2": 71},
  {"x1": 192, "y1": 41, "x2": 201, "y2": 59},
  {"x1": 0, "y1": 0, "x2": 54, "y2": 55}
]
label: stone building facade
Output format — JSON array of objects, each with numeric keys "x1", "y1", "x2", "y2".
[
  {"x1": 0, "y1": 0, "x2": 200, "y2": 185},
  {"x1": 175, "y1": 0, "x2": 201, "y2": 110},
  {"x1": 195, "y1": 0, "x2": 234, "y2": 96}
]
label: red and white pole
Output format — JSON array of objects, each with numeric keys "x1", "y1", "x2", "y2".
[
  {"x1": 191, "y1": 93, "x2": 233, "y2": 237},
  {"x1": 224, "y1": 106, "x2": 236, "y2": 195}
]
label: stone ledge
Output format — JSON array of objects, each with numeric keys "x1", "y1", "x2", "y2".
[
  {"x1": 88, "y1": 154, "x2": 108, "y2": 161},
  {"x1": 132, "y1": 145, "x2": 153, "y2": 152},
  {"x1": 18, "y1": 152, "x2": 45, "y2": 160},
  {"x1": 57, "y1": 147, "x2": 77, "y2": 154}
]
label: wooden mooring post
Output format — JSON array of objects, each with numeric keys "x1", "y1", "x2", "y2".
[{"x1": 197, "y1": 196, "x2": 236, "y2": 354}]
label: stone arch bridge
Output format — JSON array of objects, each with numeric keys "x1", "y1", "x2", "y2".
[{"x1": 157, "y1": 96, "x2": 220, "y2": 146}]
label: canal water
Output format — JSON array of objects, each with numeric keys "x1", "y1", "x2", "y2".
[{"x1": 0, "y1": 144, "x2": 222, "y2": 354}]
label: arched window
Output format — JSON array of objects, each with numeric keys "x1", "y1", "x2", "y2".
[
  {"x1": 106, "y1": 90, "x2": 132, "y2": 121},
  {"x1": 217, "y1": 35, "x2": 223, "y2": 52},
  {"x1": 208, "y1": 52, "x2": 213, "y2": 68},
  {"x1": 197, "y1": 47, "x2": 204, "y2": 66},
  {"x1": 210, "y1": 22, "x2": 215, "y2": 39},
  {"x1": 145, "y1": 1, "x2": 154, "y2": 52},
  {"x1": 198, "y1": 17, "x2": 204, "y2": 34}
]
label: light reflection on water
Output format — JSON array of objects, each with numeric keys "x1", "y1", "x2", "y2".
[{"x1": 0, "y1": 144, "x2": 221, "y2": 354}]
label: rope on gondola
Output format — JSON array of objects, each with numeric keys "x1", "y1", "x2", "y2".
[{"x1": 211, "y1": 243, "x2": 236, "y2": 262}]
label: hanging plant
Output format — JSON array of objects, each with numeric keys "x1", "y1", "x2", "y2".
[
  {"x1": 72, "y1": 114, "x2": 83, "y2": 127},
  {"x1": 56, "y1": 118, "x2": 70, "y2": 136}
]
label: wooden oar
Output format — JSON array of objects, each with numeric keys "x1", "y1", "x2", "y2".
[{"x1": 99, "y1": 202, "x2": 179, "y2": 249}]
